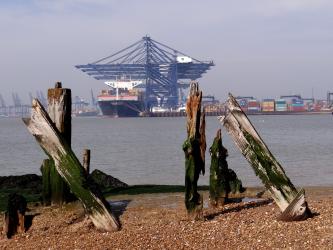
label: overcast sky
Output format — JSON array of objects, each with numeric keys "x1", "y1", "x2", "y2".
[{"x1": 0, "y1": 0, "x2": 332, "y2": 104}]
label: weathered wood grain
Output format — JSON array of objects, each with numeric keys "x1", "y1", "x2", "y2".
[
  {"x1": 40, "y1": 159, "x2": 51, "y2": 206},
  {"x1": 183, "y1": 82, "x2": 205, "y2": 219},
  {"x1": 218, "y1": 94, "x2": 311, "y2": 221},
  {"x1": 23, "y1": 99, "x2": 120, "y2": 231},
  {"x1": 47, "y1": 82, "x2": 72, "y2": 205}
]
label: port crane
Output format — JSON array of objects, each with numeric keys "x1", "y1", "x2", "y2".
[{"x1": 76, "y1": 36, "x2": 214, "y2": 110}]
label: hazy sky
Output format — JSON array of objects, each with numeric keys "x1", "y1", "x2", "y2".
[{"x1": 0, "y1": 0, "x2": 332, "y2": 104}]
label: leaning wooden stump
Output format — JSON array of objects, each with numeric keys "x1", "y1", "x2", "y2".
[
  {"x1": 218, "y1": 94, "x2": 311, "y2": 221},
  {"x1": 3, "y1": 193, "x2": 27, "y2": 238},
  {"x1": 182, "y1": 82, "x2": 206, "y2": 219},
  {"x1": 209, "y1": 129, "x2": 245, "y2": 207},
  {"x1": 23, "y1": 99, "x2": 120, "y2": 231}
]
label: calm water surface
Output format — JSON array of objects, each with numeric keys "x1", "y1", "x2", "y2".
[{"x1": 0, "y1": 114, "x2": 332, "y2": 187}]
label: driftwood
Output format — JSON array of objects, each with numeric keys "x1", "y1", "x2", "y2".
[
  {"x1": 3, "y1": 193, "x2": 27, "y2": 238},
  {"x1": 209, "y1": 129, "x2": 245, "y2": 207},
  {"x1": 219, "y1": 94, "x2": 311, "y2": 221},
  {"x1": 23, "y1": 99, "x2": 120, "y2": 231},
  {"x1": 182, "y1": 82, "x2": 206, "y2": 219}
]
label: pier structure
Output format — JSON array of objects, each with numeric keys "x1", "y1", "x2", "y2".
[{"x1": 76, "y1": 36, "x2": 214, "y2": 111}]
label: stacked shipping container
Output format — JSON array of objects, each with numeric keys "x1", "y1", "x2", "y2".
[
  {"x1": 237, "y1": 99, "x2": 248, "y2": 112},
  {"x1": 228, "y1": 95, "x2": 330, "y2": 113},
  {"x1": 290, "y1": 99, "x2": 305, "y2": 112},
  {"x1": 261, "y1": 99, "x2": 275, "y2": 112},
  {"x1": 275, "y1": 99, "x2": 287, "y2": 111},
  {"x1": 247, "y1": 99, "x2": 260, "y2": 112}
]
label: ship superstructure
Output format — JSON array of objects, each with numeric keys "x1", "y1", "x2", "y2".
[{"x1": 97, "y1": 78, "x2": 144, "y2": 117}]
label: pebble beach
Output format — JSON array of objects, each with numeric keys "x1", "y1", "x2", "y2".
[{"x1": 1, "y1": 187, "x2": 332, "y2": 249}]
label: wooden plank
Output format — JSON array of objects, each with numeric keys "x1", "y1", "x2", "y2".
[
  {"x1": 23, "y1": 99, "x2": 120, "y2": 231},
  {"x1": 183, "y1": 82, "x2": 205, "y2": 219},
  {"x1": 218, "y1": 94, "x2": 311, "y2": 221}
]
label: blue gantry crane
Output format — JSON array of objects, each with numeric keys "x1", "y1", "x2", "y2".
[{"x1": 75, "y1": 36, "x2": 214, "y2": 110}]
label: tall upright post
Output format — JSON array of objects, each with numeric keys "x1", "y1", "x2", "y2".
[
  {"x1": 47, "y1": 82, "x2": 72, "y2": 205},
  {"x1": 182, "y1": 82, "x2": 206, "y2": 219}
]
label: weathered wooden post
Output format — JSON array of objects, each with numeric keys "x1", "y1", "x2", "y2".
[
  {"x1": 218, "y1": 94, "x2": 311, "y2": 221},
  {"x1": 182, "y1": 82, "x2": 206, "y2": 219},
  {"x1": 209, "y1": 129, "x2": 229, "y2": 207},
  {"x1": 42, "y1": 82, "x2": 72, "y2": 205},
  {"x1": 40, "y1": 159, "x2": 52, "y2": 205},
  {"x1": 209, "y1": 129, "x2": 245, "y2": 207},
  {"x1": 23, "y1": 99, "x2": 120, "y2": 231},
  {"x1": 83, "y1": 149, "x2": 91, "y2": 174},
  {"x1": 3, "y1": 193, "x2": 27, "y2": 238}
]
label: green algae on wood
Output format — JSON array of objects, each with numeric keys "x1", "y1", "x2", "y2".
[
  {"x1": 40, "y1": 159, "x2": 51, "y2": 205},
  {"x1": 183, "y1": 82, "x2": 205, "y2": 219},
  {"x1": 218, "y1": 94, "x2": 311, "y2": 221},
  {"x1": 46, "y1": 82, "x2": 73, "y2": 205},
  {"x1": 23, "y1": 99, "x2": 120, "y2": 231},
  {"x1": 209, "y1": 129, "x2": 245, "y2": 207}
]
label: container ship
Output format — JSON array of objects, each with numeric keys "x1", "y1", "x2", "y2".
[{"x1": 97, "y1": 79, "x2": 144, "y2": 117}]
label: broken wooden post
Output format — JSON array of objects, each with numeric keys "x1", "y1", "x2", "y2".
[
  {"x1": 23, "y1": 99, "x2": 120, "y2": 231},
  {"x1": 209, "y1": 129, "x2": 228, "y2": 206},
  {"x1": 209, "y1": 129, "x2": 245, "y2": 207},
  {"x1": 182, "y1": 82, "x2": 206, "y2": 219},
  {"x1": 83, "y1": 149, "x2": 91, "y2": 174},
  {"x1": 218, "y1": 94, "x2": 311, "y2": 221},
  {"x1": 3, "y1": 193, "x2": 27, "y2": 238},
  {"x1": 40, "y1": 159, "x2": 52, "y2": 206},
  {"x1": 46, "y1": 82, "x2": 72, "y2": 205}
]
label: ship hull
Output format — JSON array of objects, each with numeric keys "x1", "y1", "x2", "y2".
[{"x1": 98, "y1": 100, "x2": 143, "y2": 117}]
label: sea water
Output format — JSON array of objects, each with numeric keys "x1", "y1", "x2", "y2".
[{"x1": 0, "y1": 114, "x2": 332, "y2": 187}]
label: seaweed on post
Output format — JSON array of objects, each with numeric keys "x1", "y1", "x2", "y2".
[
  {"x1": 45, "y1": 82, "x2": 73, "y2": 205},
  {"x1": 183, "y1": 82, "x2": 206, "y2": 219},
  {"x1": 209, "y1": 129, "x2": 245, "y2": 207},
  {"x1": 23, "y1": 99, "x2": 120, "y2": 232},
  {"x1": 219, "y1": 93, "x2": 312, "y2": 221}
]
